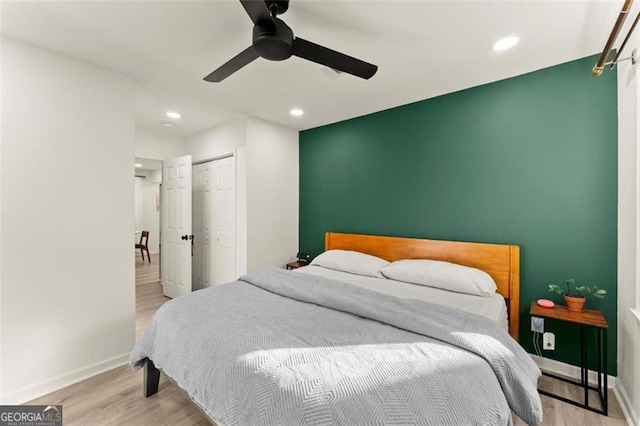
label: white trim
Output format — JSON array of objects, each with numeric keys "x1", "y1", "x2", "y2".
[
  {"x1": 191, "y1": 151, "x2": 234, "y2": 166},
  {"x1": 0, "y1": 352, "x2": 130, "y2": 405},
  {"x1": 530, "y1": 354, "x2": 616, "y2": 388},
  {"x1": 0, "y1": 32, "x2": 4, "y2": 404},
  {"x1": 636, "y1": 50, "x2": 640, "y2": 339},
  {"x1": 630, "y1": 308, "x2": 640, "y2": 326},
  {"x1": 614, "y1": 382, "x2": 640, "y2": 426}
]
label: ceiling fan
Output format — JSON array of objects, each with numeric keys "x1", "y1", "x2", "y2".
[{"x1": 204, "y1": 0, "x2": 378, "y2": 83}]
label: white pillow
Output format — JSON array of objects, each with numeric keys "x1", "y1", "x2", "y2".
[
  {"x1": 310, "y1": 250, "x2": 390, "y2": 277},
  {"x1": 381, "y1": 259, "x2": 496, "y2": 297}
]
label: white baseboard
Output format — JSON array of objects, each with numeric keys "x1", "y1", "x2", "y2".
[
  {"x1": 530, "y1": 354, "x2": 616, "y2": 388},
  {"x1": 0, "y1": 352, "x2": 130, "y2": 405},
  {"x1": 614, "y1": 383, "x2": 640, "y2": 426}
]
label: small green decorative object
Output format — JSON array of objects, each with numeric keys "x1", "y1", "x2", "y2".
[{"x1": 548, "y1": 278, "x2": 607, "y2": 299}]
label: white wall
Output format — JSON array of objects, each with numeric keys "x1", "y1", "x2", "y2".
[
  {"x1": 139, "y1": 178, "x2": 161, "y2": 254},
  {"x1": 246, "y1": 118, "x2": 299, "y2": 271},
  {"x1": 1, "y1": 38, "x2": 136, "y2": 403},
  {"x1": 0, "y1": 30, "x2": 4, "y2": 403},
  {"x1": 616, "y1": 42, "x2": 640, "y2": 426},
  {"x1": 186, "y1": 117, "x2": 247, "y2": 161},
  {"x1": 135, "y1": 177, "x2": 144, "y2": 232},
  {"x1": 135, "y1": 126, "x2": 185, "y2": 160},
  {"x1": 149, "y1": 169, "x2": 162, "y2": 183},
  {"x1": 185, "y1": 117, "x2": 299, "y2": 275}
]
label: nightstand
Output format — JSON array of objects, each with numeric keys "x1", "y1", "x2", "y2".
[
  {"x1": 285, "y1": 261, "x2": 307, "y2": 270},
  {"x1": 529, "y1": 301, "x2": 608, "y2": 415}
]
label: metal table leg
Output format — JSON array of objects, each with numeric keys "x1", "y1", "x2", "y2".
[
  {"x1": 603, "y1": 329, "x2": 608, "y2": 415},
  {"x1": 537, "y1": 324, "x2": 608, "y2": 416},
  {"x1": 581, "y1": 325, "x2": 588, "y2": 408}
]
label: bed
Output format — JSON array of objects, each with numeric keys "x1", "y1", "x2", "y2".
[
  {"x1": 293, "y1": 265, "x2": 510, "y2": 331},
  {"x1": 321, "y1": 232, "x2": 521, "y2": 340},
  {"x1": 130, "y1": 232, "x2": 541, "y2": 425}
]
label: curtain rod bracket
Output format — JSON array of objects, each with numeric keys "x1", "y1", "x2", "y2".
[
  {"x1": 607, "y1": 48, "x2": 638, "y2": 70},
  {"x1": 619, "y1": 48, "x2": 638, "y2": 65},
  {"x1": 593, "y1": 49, "x2": 637, "y2": 75},
  {"x1": 593, "y1": 0, "x2": 635, "y2": 77}
]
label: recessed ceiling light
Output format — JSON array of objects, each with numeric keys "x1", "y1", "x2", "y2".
[
  {"x1": 492, "y1": 36, "x2": 519, "y2": 52},
  {"x1": 135, "y1": 163, "x2": 143, "y2": 168},
  {"x1": 161, "y1": 122, "x2": 175, "y2": 127},
  {"x1": 166, "y1": 111, "x2": 182, "y2": 119},
  {"x1": 290, "y1": 108, "x2": 304, "y2": 117}
]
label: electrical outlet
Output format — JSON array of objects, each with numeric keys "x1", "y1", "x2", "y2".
[
  {"x1": 543, "y1": 332, "x2": 555, "y2": 350},
  {"x1": 531, "y1": 316, "x2": 544, "y2": 333}
]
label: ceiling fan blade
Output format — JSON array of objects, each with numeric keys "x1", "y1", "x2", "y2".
[
  {"x1": 204, "y1": 46, "x2": 259, "y2": 82},
  {"x1": 239, "y1": 0, "x2": 276, "y2": 29},
  {"x1": 292, "y1": 37, "x2": 378, "y2": 80}
]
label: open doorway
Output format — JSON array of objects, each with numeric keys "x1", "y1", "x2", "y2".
[
  {"x1": 134, "y1": 157, "x2": 168, "y2": 337},
  {"x1": 134, "y1": 154, "x2": 238, "y2": 300},
  {"x1": 133, "y1": 153, "x2": 238, "y2": 332},
  {"x1": 134, "y1": 157, "x2": 162, "y2": 266}
]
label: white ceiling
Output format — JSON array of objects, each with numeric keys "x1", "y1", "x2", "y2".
[{"x1": 1, "y1": 1, "x2": 628, "y2": 138}]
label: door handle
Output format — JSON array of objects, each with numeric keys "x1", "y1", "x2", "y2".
[{"x1": 181, "y1": 235, "x2": 189, "y2": 241}]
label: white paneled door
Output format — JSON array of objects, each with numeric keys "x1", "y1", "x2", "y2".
[
  {"x1": 192, "y1": 162, "x2": 211, "y2": 291},
  {"x1": 161, "y1": 155, "x2": 192, "y2": 298},
  {"x1": 192, "y1": 156, "x2": 236, "y2": 289},
  {"x1": 213, "y1": 156, "x2": 236, "y2": 286}
]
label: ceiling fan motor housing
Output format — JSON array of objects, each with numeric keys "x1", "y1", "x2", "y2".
[
  {"x1": 252, "y1": 18, "x2": 294, "y2": 61},
  {"x1": 265, "y1": 0, "x2": 289, "y2": 16}
]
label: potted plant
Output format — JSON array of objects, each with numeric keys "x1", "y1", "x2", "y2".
[{"x1": 548, "y1": 278, "x2": 606, "y2": 312}]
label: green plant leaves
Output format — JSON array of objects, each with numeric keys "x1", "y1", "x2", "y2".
[
  {"x1": 548, "y1": 284, "x2": 564, "y2": 294},
  {"x1": 593, "y1": 288, "x2": 607, "y2": 299},
  {"x1": 548, "y1": 280, "x2": 606, "y2": 300}
]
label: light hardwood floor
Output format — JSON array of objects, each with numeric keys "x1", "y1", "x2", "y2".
[
  {"x1": 28, "y1": 258, "x2": 627, "y2": 425},
  {"x1": 513, "y1": 375, "x2": 627, "y2": 426},
  {"x1": 29, "y1": 257, "x2": 210, "y2": 425}
]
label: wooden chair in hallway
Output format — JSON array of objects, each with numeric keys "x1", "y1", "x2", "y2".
[{"x1": 136, "y1": 231, "x2": 151, "y2": 262}]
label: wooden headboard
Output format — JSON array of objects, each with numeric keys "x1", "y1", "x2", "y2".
[{"x1": 325, "y1": 232, "x2": 521, "y2": 341}]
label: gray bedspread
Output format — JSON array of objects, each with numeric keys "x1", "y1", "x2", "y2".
[{"x1": 130, "y1": 268, "x2": 542, "y2": 426}]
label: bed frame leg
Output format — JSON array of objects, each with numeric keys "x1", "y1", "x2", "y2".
[{"x1": 144, "y1": 358, "x2": 160, "y2": 397}]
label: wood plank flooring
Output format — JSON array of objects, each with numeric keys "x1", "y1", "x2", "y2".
[
  {"x1": 29, "y1": 257, "x2": 211, "y2": 425},
  {"x1": 27, "y1": 257, "x2": 628, "y2": 425},
  {"x1": 513, "y1": 375, "x2": 627, "y2": 426}
]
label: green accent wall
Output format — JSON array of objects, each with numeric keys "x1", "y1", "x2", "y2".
[{"x1": 299, "y1": 54, "x2": 618, "y2": 374}]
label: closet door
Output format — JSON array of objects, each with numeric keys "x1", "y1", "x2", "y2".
[
  {"x1": 212, "y1": 156, "x2": 236, "y2": 285},
  {"x1": 161, "y1": 155, "x2": 192, "y2": 298},
  {"x1": 192, "y1": 163, "x2": 211, "y2": 290}
]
